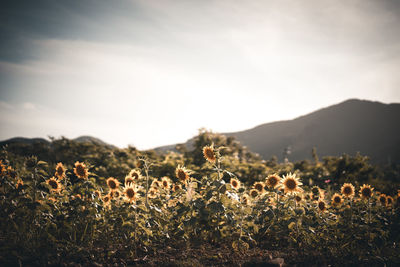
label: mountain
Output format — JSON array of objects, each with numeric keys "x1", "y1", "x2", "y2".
[
  {"x1": 157, "y1": 99, "x2": 400, "y2": 163},
  {"x1": 0, "y1": 135, "x2": 115, "y2": 149}
]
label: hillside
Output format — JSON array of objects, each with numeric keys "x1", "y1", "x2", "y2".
[{"x1": 157, "y1": 99, "x2": 400, "y2": 163}]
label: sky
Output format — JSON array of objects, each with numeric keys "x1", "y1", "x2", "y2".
[{"x1": 1, "y1": 0, "x2": 400, "y2": 149}]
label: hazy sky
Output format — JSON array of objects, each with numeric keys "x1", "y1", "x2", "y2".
[{"x1": 1, "y1": 0, "x2": 399, "y2": 149}]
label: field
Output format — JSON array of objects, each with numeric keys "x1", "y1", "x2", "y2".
[{"x1": 1, "y1": 131, "x2": 400, "y2": 266}]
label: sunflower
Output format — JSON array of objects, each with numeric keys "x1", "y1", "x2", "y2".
[
  {"x1": 151, "y1": 179, "x2": 161, "y2": 189},
  {"x1": 16, "y1": 179, "x2": 24, "y2": 189},
  {"x1": 55, "y1": 162, "x2": 66, "y2": 179},
  {"x1": 94, "y1": 190, "x2": 101, "y2": 198},
  {"x1": 250, "y1": 189, "x2": 259, "y2": 198},
  {"x1": 230, "y1": 178, "x2": 240, "y2": 190},
  {"x1": 203, "y1": 145, "x2": 216, "y2": 163},
  {"x1": 46, "y1": 177, "x2": 61, "y2": 193},
  {"x1": 331, "y1": 193, "x2": 343, "y2": 207},
  {"x1": 317, "y1": 199, "x2": 327, "y2": 213},
  {"x1": 123, "y1": 184, "x2": 138, "y2": 203},
  {"x1": 295, "y1": 194, "x2": 303, "y2": 204},
  {"x1": 281, "y1": 173, "x2": 303, "y2": 195},
  {"x1": 378, "y1": 194, "x2": 387, "y2": 206},
  {"x1": 168, "y1": 198, "x2": 179, "y2": 207},
  {"x1": 360, "y1": 184, "x2": 374, "y2": 200},
  {"x1": 265, "y1": 174, "x2": 281, "y2": 189},
  {"x1": 341, "y1": 183, "x2": 355, "y2": 198},
  {"x1": 110, "y1": 189, "x2": 121, "y2": 199},
  {"x1": 253, "y1": 182, "x2": 265, "y2": 194},
  {"x1": 173, "y1": 184, "x2": 182, "y2": 192},
  {"x1": 241, "y1": 194, "x2": 250, "y2": 205},
  {"x1": 106, "y1": 177, "x2": 120, "y2": 191},
  {"x1": 124, "y1": 176, "x2": 135, "y2": 186},
  {"x1": 74, "y1": 161, "x2": 88, "y2": 179},
  {"x1": 161, "y1": 177, "x2": 171, "y2": 190},
  {"x1": 148, "y1": 188, "x2": 158, "y2": 199},
  {"x1": 175, "y1": 165, "x2": 191, "y2": 184},
  {"x1": 102, "y1": 194, "x2": 111, "y2": 205},
  {"x1": 128, "y1": 169, "x2": 142, "y2": 181},
  {"x1": 387, "y1": 196, "x2": 394, "y2": 206}
]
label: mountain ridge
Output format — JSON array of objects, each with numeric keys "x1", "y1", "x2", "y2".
[{"x1": 157, "y1": 99, "x2": 400, "y2": 163}]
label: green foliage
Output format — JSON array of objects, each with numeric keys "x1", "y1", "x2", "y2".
[{"x1": 0, "y1": 132, "x2": 400, "y2": 265}]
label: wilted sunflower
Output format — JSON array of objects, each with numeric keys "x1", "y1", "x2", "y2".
[
  {"x1": 123, "y1": 185, "x2": 138, "y2": 203},
  {"x1": 253, "y1": 182, "x2": 265, "y2": 194},
  {"x1": 173, "y1": 184, "x2": 182, "y2": 192},
  {"x1": 266, "y1": 174, "x2": 281, "y2": 189},
  {"x1": 161, "y1": 177, "x2": 171, "y2": 190},
  {"x1": 341, "y1": 183, "x2": 355, "y2": 198},
  {"x1": 128, "y1": 169, "x2": 142, "y2": 181},
  {"x1": 317, "y1": 199, "x2": 327, "y2": 213},
  {"x1": 281, "y1": 173, "x2": 303, "y2": 195},
  {"x1": 175, "y1": 165, "x2": 191, "y2": 184},
  {"x1": 378, "y1": 194, "x2": 387, "y2": 206},
  {"x1": 360, "y1": 184, "x2": 374, "y2": 200},
  {"x1": 106, "y1": 177, "x2": 120, "y2": 191},
  {"x1": 230, "y1": 178, "x2": 240, "y2": 190},
  {"x1": 250, "y1": 189, "x2": 259, "y2": 198},
  {"x1": 55, "y1": 162, "x2": 66, "y2": 179},
  {"x1": 74, "y1": 161, "x2": 88, "y2": 179},
  {"x1": 331, "y1": 193, "x2": 343, "y2": 207},
  {"x1": 46, "y1": 177, "x2": 61, "y2": 193},
  {"x1": 203, "y1": 145, "x2": 216, "y2": 163}
]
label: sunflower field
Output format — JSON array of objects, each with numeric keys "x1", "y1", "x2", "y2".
[{"x1": 1, "y1": 131, "x2": 400, "y2": 266}]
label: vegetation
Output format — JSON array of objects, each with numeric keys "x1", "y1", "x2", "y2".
[{"x1": 1, "y1": 131, "x2": 400, "y2": 266}]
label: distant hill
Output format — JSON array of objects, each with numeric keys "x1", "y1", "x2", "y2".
[
  {"x1": 0, "y1": 135, "x2": 115, "y2": 149},
  {"x1": 156, "y1": 99, "x2": 400, "y2": 163}
]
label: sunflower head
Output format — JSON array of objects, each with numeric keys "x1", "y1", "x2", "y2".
[
  {"x1": 317, "y1": 199, "x2": 327, "y2": 213},
  {"x1": 106, "y1": 177, "x2": 120, "y2": 191},
  {"x1": 387, "y1": 196, "x2": 394, "y2": 206},
  {"x1": 250, "y1": 189, "x2": 259, "y2": 198},
  {"x1": 16, "y1": 179, "x2": 24, "y2": 189},
  {"x1": 47, "y1": 177, "x2": 61, "y2": 193},
  {"x1": 151, "y1": 179, "x2": 161, "y2": 189},
  {"x1": 125, "y1": 176, "x2": 135, "y2": 186},
  {"x1": 281, "y1": 173, "x2": 303, "y2": 195},
  {"x1": 230, "y1": 178, "x2": 240, "y2": 190},
  {"x1": 74, "y1": 161, "x2": 88, "y2": 179},
  {"x1": 128, "y1": 169, "x2": 142, "y2": 181},
  {"x1": 295, "y1": 194, "x2": 303, "y2": 203},
  {"x1": 148, "y1": 188, "x2": 158, "y2": 199},
  {"x1": 241, "y1": 194, "x2": 250, "y2": 205},
  {"x1": 266, "y1": 174, "x2": 281, "y2": 189},
  {"x1": 203, "y1": 145, "x2": 216, "y2": 163},
  {"x1": 331, "y1": 193, "x2": 343, "y2": 207},
  {"x1": 173, "y1": 184, "x2": 182, "y2": 192},
  {"x1": 55, "y1": 162, "x2": 66, "y2": 179},
  {"x1": 175, "y1": 165, "x2": 191, "y2": 184},
  {"x1": 253, "y1": 182, "x2": 265, "y2": 194},
  {"x1": 360, "y1": 184, "x2": 374, "y2": 200},
  {"x1": 341, "y1": 183, "x2": 355, "y2": 198},
  {"x1": 123, "y1": 184, "x2": 138, "y2": 203},
  {"x1": 94, "y1": 190, "x2": 101, "y2": 198},
  {"x1": 378, "y1": 194, "x2": 387, "y2": 206},
  {"x1": 110, "y1": 189, "x2": 121, "y2": 199},
  {"x1": 102, "y1": 194, "x2": 111, "y2": 204},
  {"x1": 161, "y1": 177, "x2": 171, "y2": 190}
]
